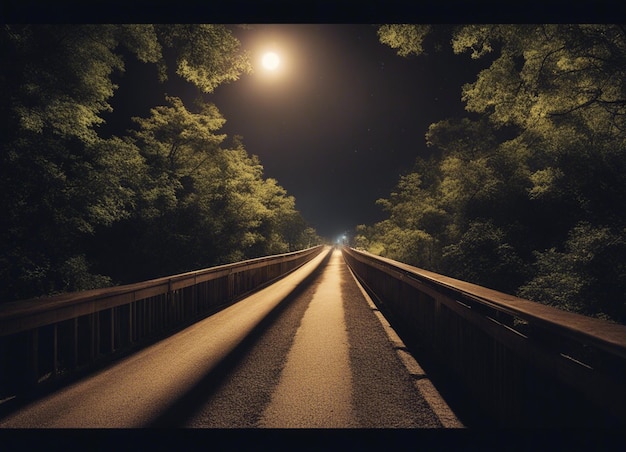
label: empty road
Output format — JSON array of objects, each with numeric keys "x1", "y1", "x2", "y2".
[
  {"x1": 181, "y1": 248, "x2": 461, "y2": 428},
  {"x1": 0, "y1": 248, "x2": 461, "y2": 428}
]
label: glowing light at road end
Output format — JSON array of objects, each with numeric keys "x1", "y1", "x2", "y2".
[{"x1": 261, "y1": 52, "x2": 280, "y2": 71}]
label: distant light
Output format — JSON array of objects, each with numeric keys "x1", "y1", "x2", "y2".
[{"x1": 262, "y1": 52, "x2": 280, "y2": 71}]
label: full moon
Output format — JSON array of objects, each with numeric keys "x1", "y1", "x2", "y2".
[{"x1": 262, "y1": 52, "x2": 280, "y2": 71}]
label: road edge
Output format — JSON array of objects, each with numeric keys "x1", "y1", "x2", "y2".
[{"x1": 346, "y1": 265, "x2": 465, "y2": 428}]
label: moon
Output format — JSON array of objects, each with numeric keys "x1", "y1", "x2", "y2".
[{"x1": 262, "y1": 52, "x2": 280, "y2": 71}]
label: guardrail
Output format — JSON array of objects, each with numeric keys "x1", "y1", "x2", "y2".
[
  {"x1": 342, "y1": 246, "x2": 626, "y2": 427},
  {"x1": 0, "y1": 245, "x2": 324, "y2": 398}
]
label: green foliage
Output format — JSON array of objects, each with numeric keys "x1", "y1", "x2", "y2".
[
  {"x1": 117, "y1": 24, "x2": 162, "y2": 64},
  {"x1": 353, "y1": 224, "x2": 373, "y2": 251},
  {"x1": 519, "y1": 223, "x2": 626, "y2": 322},
  {"x1": 80, "y1": 137, "x2": 149, "y2": 229},
  {"x1": 92, "y1": 100, "x2": 317, "y2": 282},
  {"x1": 528, "y1": 167, "x2": 564, "y2": 200},
  {"x1": 367, "y1": 158, "x2": 447, "y2": 270},
  {"x1": 371, "y1": 24, "x2": 626, "y2": 323},
  {"x1": 0, "y1": 25, "x2": 314, "y2": 302},
  {"x1": 130, "y1": 95, "x2": 227, "y2": 218},
  {"x1": 441, "y1": 220, "x2": 528, "y2": 294},
  {"x1": 57, "y1": 255, "x2": 113, "y2": 294},
  {"x1": 156, "y1": 25, "x2": 252, "y2": 92},
  {"x1": 376, "y1": 221, "x2": 439, "y2": 270},
  {"x1": 455, "y1": 24, "x2": 626, "y2": 135},
  {"x1": 376, "y1": 25, "x2": 432, "y2": 57},
  {"x1": 2, "y1": 25, "x2": 124, "y2": 144}
]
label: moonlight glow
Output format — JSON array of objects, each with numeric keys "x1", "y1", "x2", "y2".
[{"x1": 262, "y1": 52, "x2": 280, "y2": 71}]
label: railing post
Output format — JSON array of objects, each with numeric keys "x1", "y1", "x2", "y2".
[
  {"x1": 342, "y1": 246, "x2": 626, "y2": 427},
  {"x1": 90, "y1": 313, "x2": 97, "y2": 364},
  {"x1": 72, "y1": 317, "x2": 78, "y2": 370},
  {"x1": 228, "y1": 270, "x2": 235, "y2": 300},
  {"x1": 129, "y1": 301, "x2": 134, "y2": 344},
  {"x1": 29, "y1": 328, "x2": 39, "y2": 387},
  {"x1": 0, "y1": 246, "x2": 324, "y2": 400},
  {"x1": 53, "y1": 323, "x2": 58, "y2": 378},
  {"x1": 109, "y1": 308, "x2": 116, "y2": 353}
]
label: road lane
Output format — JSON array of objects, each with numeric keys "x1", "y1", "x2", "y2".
[
  {"x1": 259, "y1": 249, "x2": 358, "y2": 427},
  {"x1": 343, "y1": 258, "x2": 463, "y2": 428},
  {"x1": 0, "y1": 248, "x2": 331, "y2": 428},
  {"x1": 186, "y1": 248, "x2": 457, "y2": 428},
  {"x1": 0, "y1": 246, "x2": 461, "y2": 428}
]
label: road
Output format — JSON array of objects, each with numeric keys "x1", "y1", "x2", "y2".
[
  {"x1": 182, "y1": 248, "x2": 461, "y2": 428},
  {"x1": 0, "y1": 248, "x2": 461, "y2": 428}
]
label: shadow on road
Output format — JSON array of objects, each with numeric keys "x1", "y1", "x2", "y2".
[{"x1": 148, "y1": 249, "x2": 333, "y2": 428}]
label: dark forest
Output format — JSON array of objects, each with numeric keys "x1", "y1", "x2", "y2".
[
  {"x1": 2, "y1": 24, "x2": 626, "y2": 326},
  {"x1": 357, "y1": 25, "x2": 626, "y2": 325},
  {"x1": 0, "y1": 25, "x2": 320, "y2": 302}
]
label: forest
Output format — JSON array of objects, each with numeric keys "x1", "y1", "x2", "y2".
[
  {"x1": 0, "y1": 25, "x2": 320, "y2": 303},
  {"x1": 3, "y1": 24, "x2": 626, "y2": 328},
  {"x1": 356, "y1": 25, "x2": 626, "y2": 325}
]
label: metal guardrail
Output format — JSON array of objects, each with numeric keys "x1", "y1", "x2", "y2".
[
  {"x1": 342, "y1": 246, "x2": 626, "y2": 427},
  {"x1": 0, "y1": 245, "x2": 324, "y2": 397}
]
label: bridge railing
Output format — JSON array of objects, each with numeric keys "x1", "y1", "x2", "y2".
[
  {"x1": 342, "y1": 246, "x2": 626, "y2": 427},
  {"x1": 0, "y1": 245, "x2": 324, "y2": 398}
]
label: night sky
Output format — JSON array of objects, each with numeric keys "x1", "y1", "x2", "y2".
[{"x1": 104, "y1": 24, "x2": 488, "y2": 241}]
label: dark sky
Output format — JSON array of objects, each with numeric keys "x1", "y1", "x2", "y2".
[{"x1": 105, "y1": 24, "x2": 487, "y2": 241}]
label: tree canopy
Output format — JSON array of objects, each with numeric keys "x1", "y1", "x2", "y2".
[
  {"x1": 0, "y1": 24, "x2": 319, "y2": 302},
  {"x1": 361, "y1": 24, "x2": 626, "y2": 324}
]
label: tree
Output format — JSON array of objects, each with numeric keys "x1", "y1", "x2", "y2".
[
  {"x1": 372, "y1": 24, "x2": 626, "y2": 323},
  {"x1": 518, "y1": 222, "x2": 626, "y2": 322},
  {"x1": 453, "y1": 25, "x2": 626, "y2": 219},
  {"x1": 377, "y1": 25, "x2": 432, "y2": 57},
  {"x1": 0, "y1": 24, "x2": 253, "y2": 300},
  {"x1": 155, "y1": 24, "x2": 251, "y2": 93},
  {"x1": 129, "y1": 96, "x2": 227, "y2": 216},
  {"x1": 441, "y1": 220, "x2": 528, "y2": 294},
  {"x1": 0, "y1": 28, "x2": 157, "y2": 299},
  {"x1": 368, "y1": 157, "x2": 448, "y2": 270}
]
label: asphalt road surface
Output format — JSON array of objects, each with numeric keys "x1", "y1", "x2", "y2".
[
  {"x1": 0, "y1": 249, "x2": 331, "y2": 428},
  {"x1": 0, "y1": 247, "x2": 461, "y2": 428},
  {"x1": 183, "y1": 248, "x2": 461, "y2": 428}
]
